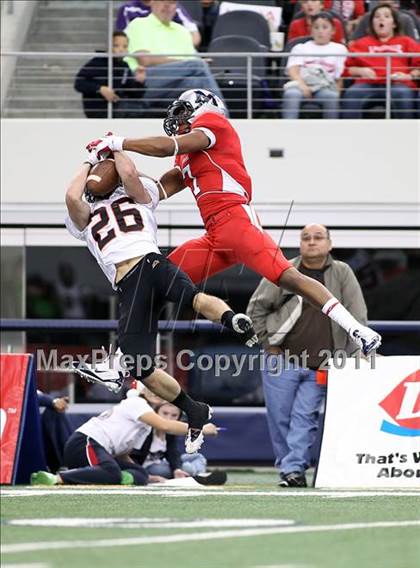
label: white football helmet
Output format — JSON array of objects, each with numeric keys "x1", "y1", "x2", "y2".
[{"x1": 163, "y1": 89, "x2": 227, "y2": 136}]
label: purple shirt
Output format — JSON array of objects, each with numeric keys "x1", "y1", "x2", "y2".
[{"x1": 115, "y1": 1, "x2": 198, "y2": 32}]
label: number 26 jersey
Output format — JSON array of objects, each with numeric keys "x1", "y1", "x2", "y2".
[{"x1": 65, "y1": 177, "x2": 160, "y2": 289}]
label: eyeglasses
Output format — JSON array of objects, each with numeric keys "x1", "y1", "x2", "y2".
[{"x1": 301, "y1": 235, "x2": 329, "y2": 242}]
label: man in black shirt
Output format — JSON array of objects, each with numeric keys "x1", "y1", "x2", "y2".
[{"x1": 74, "y1": 31, "x2": 146, "y2": 118}]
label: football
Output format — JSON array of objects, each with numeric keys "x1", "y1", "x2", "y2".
[{"x1": 86, "y1": 159, "x2": 120, "y2": 196}]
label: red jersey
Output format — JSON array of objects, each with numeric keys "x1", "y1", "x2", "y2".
[
  {"x1": 288, "y1": 16, "x2": 345, "y2": 44},
  {"x1": 345, "y1": 35, "x2": 420, "y2": 89},
  {"x1": 174, "y1": 112, "x2": 253, "y2": 225}
]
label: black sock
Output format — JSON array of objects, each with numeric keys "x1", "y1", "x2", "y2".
[
  {"x1": 172, "y1": 390, "x2": 197, "y2": 417},
  {"x1": 221, "y1": 310, "x2": 235, "y2": 330},
  {"x1": 172, "y1": 390, "x2": 206, "y2": 429}
]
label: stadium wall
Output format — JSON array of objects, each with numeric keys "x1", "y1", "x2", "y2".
[{"x1": 1, "y1": 119, "x2": 419, "y2": 229}]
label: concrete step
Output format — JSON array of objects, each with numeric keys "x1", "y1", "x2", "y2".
[
  {"x1": 24, "y1": 43, "x2": 105, "y2": 52},
  {"x1": 4, "y1": 96, "x2": 83, "y2": 110},
  {"x1": 29, "y1": 18, "x2": 107, "y2": 34},
  {"x1": 8, "y1": 86, "x2": 79, "y2": 98},
  {"x1": 2, "y1": 109, "x2": 84, "y2": 118}
]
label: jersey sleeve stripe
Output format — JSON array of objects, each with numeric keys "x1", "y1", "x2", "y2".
[{"x1": 194, "y1": 127, "x2": 216, "y2": 149}]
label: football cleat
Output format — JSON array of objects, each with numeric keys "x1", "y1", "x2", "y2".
[
  {"x1": 351, "y1": 327, "x2": 382, "y2": 356},
  {"x1": 185, "y1": 403, "x2": 213, "y2": 454},
  {"x1": 31, "y1": 471, "x2": 58, "y2": 486},
  {"x1": 231, "y1": 313, "x2": 259, "y2": 348},
  {"x1": 72, "y1": 348, "x2": 129, "y2": 394}
]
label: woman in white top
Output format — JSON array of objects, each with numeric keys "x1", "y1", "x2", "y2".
[{"x1": 283, "y1": 12, "x2": 348, "y2": 119}]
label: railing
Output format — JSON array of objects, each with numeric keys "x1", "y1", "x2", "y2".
[
  {"x1": 2, "y1": 318, "x2": 420, "y2": 333},
  {"x1": 1, "y1": 50, "x2": 419, "y2": 119}
]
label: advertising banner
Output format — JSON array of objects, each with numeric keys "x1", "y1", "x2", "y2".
[
  {"x1": 315, "y1": 356, "x2": 420, "y2": 488},
  {"x1": 0, "y1": 353, "x2": 46, "y2": 484}
]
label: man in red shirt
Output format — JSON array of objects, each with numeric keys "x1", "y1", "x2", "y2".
[
  {"x1": 287, "y1": 0, "x2": 346, "y2": 43},
  {"x1": 342, "y1": 4, "x2": 420, "y2": 118},
  {"x1": 87, "y1": 89, "x2": 381, "y2": 356}
]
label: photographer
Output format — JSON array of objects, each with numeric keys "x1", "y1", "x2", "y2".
[{"x1": 247, "y1": 224, "x2": 368, "y2": 487}]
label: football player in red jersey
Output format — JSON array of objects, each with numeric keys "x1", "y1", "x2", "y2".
[{"x1": 87, "y1": 89, "x2": 381, "y2": 356}]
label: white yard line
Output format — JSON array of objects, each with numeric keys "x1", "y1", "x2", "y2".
[
  {"x1": 1, "y1": 489, "x2": 420, "y2": 498},
  {"x1": 2, "y1": 564, "x2": 50, "y2": 568},
  {"x1": 2, "y1": 520, "x2": 419, "y2": 554},
  {"x1": 7, "y1": 518, "x2": 295, "y2": 529}
]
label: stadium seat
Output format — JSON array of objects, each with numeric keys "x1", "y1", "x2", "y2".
[
  {"x1": 211, "y1": 10, "x2": 271, "y2": 48},
  {"x1": 208, "y1": 35, "x2": 272, "y2": 118},
  {"x1": 351, "y1": 11, "x2": 418, "y2": 40}
]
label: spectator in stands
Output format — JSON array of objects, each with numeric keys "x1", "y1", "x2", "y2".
[
  {"x1": 37, "y1": 391, "x2": 72, "y2": 473},
  {"x1": 201, "y1": 0, "x2": 220, "y2": 50},
  {"x1": 287, "y1": 0, "x2": 346, "y2": 43},
  {"x1": 74, "y1": 31, "x2": 146, "y2": 118},
  {"x1": 116, "y1": 0, "x2": 201, "y2": 47},
  {"x1": 283, "y1": 12, "x2": 348, "y2": 118},
  {"x1": 342, "y1": 4, "x2": 420, "y2": 118},
  {"x1": 124, "y1": 0, "x2": 224, "y2": 110},
  {"x1": 246, "y1": 224, "x2": 368, "y2": 487},
  {"x1": 131, "y1": 402, "x2": 207, "y2": 478},
  {"x1": 324, "y1": 0, "x2": 365, "y2": 34}
]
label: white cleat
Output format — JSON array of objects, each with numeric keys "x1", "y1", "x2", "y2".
[
  {"x1": 72, "y1": 348, "x2": 129, "y2": 393},
  {"x1": 351, "y1": 326, "x2": 382, "y2": 356},
  {"x1": 185, "y1": 403, "x2": 213, "y2": 454},
  {"x1": 185, "y1": 428, "x2": 205, "y2": 454}
]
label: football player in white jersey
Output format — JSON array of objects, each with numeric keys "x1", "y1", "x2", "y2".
[
  {"x1": 31, "y1": 381, "x2": 219, "y2": 486},
  {"x1": 65, "y1": 149, "x2": 257, "y2": 453}
]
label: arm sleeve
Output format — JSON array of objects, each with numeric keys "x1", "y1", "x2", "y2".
[
  {"x1": 74, "y1": 58, "x2": 105, "y2": 96},
  {"x1": 126, "y1": 19, "x2": 147, "y2": 54},
  {"x1": 407, "y1": 37, "x2": 420, "y2": 67},
  {"x1": 345, "y1": 39, "x2": 363, "y2": 71},
  {"x1": 335, "y1": 45, "x2": 348, "y2": 78},
  {"x1": 286, "y1": 44, "x2": 305, "y2": 69},
  {"x1": 192, "y1": 113, "x2": 229, "y2": 149},
  {"x1": 65, "y1": 215, "x2": 88, "y2": 241},
  {"x1": 339, "y1": 263, "x2": 368, "y2": 326},
  {"x1": 37, "y1": 391, "x2": 55, "y2": 409},
  {"x1": 246, "y1": 278, "x2": 279, "y2": 344},
  {"x1": 115, "y1": 5, "x2": 128, "y2": 31},
  {"x1": 140, "y1": 178, "x2": 160, "y2": 210}
]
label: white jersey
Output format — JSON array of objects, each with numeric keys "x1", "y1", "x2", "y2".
[
  {"x1": 65, "y1": 177, "x2": 161, "y2": 289},
  {"x1": 77, "y1": 396, "x2": 153, "y2": 456}
]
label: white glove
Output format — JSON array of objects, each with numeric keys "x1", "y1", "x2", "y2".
[
  {"x1": 86, "y1": 135, "x2": 124, "y2": 158},
  {"x1": 84, "y1": 150, "x2": 100, "y2": 167}
]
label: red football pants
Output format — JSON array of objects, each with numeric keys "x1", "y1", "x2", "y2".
[{"x1": 168, "y1": 204, "x2": 292, "y2": 285}]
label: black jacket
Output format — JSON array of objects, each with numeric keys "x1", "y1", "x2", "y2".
[
  {"x1": 131, "y1": 432, "x2": 182, "y2": 472},
  {"x1": 74, "y1": 54, "x2": 145, "y2": 118}
]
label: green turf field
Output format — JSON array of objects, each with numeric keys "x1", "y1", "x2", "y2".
[{"x1": 1, "y1": 471, "x2": 419, "y2": 568}]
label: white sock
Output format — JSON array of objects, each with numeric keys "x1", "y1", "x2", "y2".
[{"x1": 322, "y1": 298, "x2": 361, "y2": 334}]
